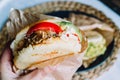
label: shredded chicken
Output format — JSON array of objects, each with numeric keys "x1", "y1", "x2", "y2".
[{"x1": 16, "y1": 30, "x2": 59, "y2": 51}]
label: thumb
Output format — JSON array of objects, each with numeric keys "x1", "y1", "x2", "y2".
[{"x1": 0, "y1": 47, "x2": 17, "y2": 80}]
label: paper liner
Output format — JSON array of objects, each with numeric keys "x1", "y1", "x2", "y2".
[
  {"x1": 0, "y1": 1, "x2": 119, "y2": 80},
  {"x1": 67, "y1": 13, "x2": 114, "y2": 46}
]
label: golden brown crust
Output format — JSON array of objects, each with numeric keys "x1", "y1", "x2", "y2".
[
  {"x1": 27, "y1": 53, "x2": 74, "y2": 69},
  {"x1": 80, "y1": 30, "x2": 88, "y2": 53}
]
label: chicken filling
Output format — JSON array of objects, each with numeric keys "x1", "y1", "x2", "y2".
[{"x1": 17, "y1": 30, "x2": 60, "y2": 51}]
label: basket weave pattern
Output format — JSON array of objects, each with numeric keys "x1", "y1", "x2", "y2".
[{"x1": 0, "y1": 1, "x2": 120, "y2": 80}]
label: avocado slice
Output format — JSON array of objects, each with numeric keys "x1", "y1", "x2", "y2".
[{"x1": 57, "y1": 21, "x2": 83, "y2": 42}]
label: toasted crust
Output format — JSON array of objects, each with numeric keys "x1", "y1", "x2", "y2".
[
  {"x1": 27, "y1": 53, "x2": 74, "y2": 69},
  {"x1": 80, "y1": 30, "x2": 88, "y2": 53}
]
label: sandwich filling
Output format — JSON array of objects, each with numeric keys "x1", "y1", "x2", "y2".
[{"x1": 84, "y1": 31, "x2": 106, "y2": 60}]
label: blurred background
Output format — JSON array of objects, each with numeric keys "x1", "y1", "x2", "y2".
[{"x1": 0, "y1": 0, "x2": 120, "y2": 80}]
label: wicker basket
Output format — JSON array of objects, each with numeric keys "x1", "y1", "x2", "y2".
[{"x1": 0, "y1": 1, "x2": 120, "y2": 80}]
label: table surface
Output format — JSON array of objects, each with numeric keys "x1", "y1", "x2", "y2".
[{"x1": 0, "y1": 0, "x2": 120, "y2": 80}]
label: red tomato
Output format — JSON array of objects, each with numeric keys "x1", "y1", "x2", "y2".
[{"x1": 27, "y1": 22, "x2": 62, "y2": 36}]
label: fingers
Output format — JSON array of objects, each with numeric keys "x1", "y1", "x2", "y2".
[{"x1": 0, "y1": 47, "x2": 17, "y2": 80}]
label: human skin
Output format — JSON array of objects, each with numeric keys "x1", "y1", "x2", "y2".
[{"x1": 0, "y1": 45, "x2": 84, "y2": 80}]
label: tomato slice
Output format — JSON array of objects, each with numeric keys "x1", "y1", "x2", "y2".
[{"x1": 27, "y1": 22, "x2": 62, "y2": 36}]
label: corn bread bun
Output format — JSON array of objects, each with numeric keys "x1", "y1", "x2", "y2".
[{"x1": 10, "y1": 18, "x2": 87, "y2": 70}]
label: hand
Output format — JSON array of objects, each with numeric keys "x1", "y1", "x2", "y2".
[{"x1": 0, "y1": 46, "x2": 84, "y2": 80}]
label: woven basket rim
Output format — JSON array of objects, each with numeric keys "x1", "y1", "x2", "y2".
[{"x1": 0, "y1": 1, "x2": 120, "y2": 80}]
